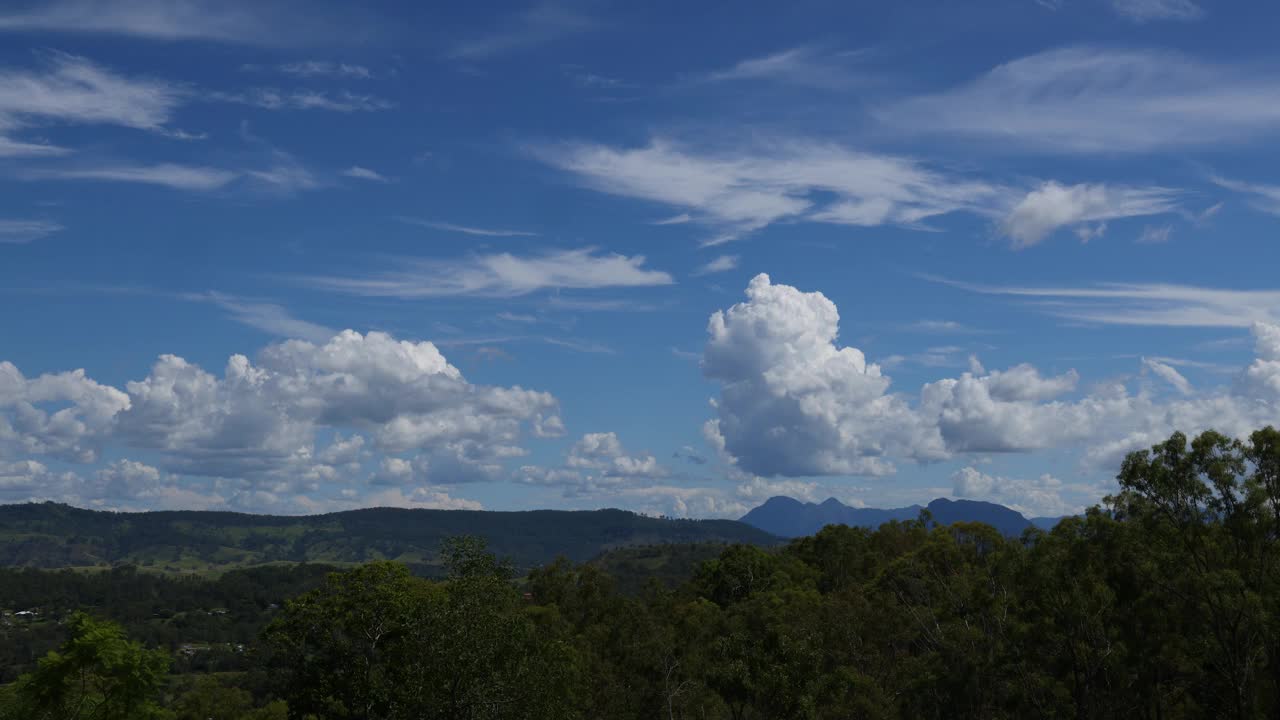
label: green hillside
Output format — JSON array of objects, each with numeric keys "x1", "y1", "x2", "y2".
[{"x1": 0, "y1": 502, "x2": 779, "y2": 574}]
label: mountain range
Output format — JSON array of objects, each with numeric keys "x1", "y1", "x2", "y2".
[
  {"x1": 0, "y1": 497, "x2": 1069, "y2": 575},
  {"x1": 0, "y1": 502, "x2": 778, "y2": 575},
  {"x1": 739, "y1": 496, "x2": 1067, "y2": 538}
]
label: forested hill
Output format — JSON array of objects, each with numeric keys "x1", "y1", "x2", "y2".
[{"x1": 0, "y1": 502, "x2": 778, "y2": 574}]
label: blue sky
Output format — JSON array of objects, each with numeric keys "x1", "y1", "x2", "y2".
[{"x1": 3, "y1": 0, "x2": 1280, "y2": 518}]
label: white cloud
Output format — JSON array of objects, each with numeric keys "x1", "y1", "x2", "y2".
[
  {"x1": 1111, "y1": 0, "x2": 1202, "y2": 22},
  {"x1": 0, "y1": 219, "x2": 64, "y2": 244},
  {"x1": 907, "y1": 320, "x2": 986, "y2": 335},
  {"x1": 534, "y1": 138, "x2": 1006, "y2": 243},
  {"x1": 702, "y1": 273, "x2": 944, "y2": 476},
  {"x1": 0, "y1": 331, "x2": 561, "y2": 508},
  {"x1": 694, "y1": 255, "x2": 739, "y2": 275},
  {"x1": 194, "y1": 292, "x2": 336, "y2": 342},
  {"x1": 0, "y1": 52, "x2": 187, "y2": 151},
  {"x1": 0, "y1": 135, "x2": 71, "y2": 157},
  {"x1": 449, "y1": 2, "x2": 598, "y2": 60},
  {"x1": 930, "y1": 275, "x2": 1280, "y2": 328},
  {"x1": 0, "y1": 0, "x2": 362, "y2": 46},
  {"x1": 567, "y1": 432, "x2": 667, "y2": 478},
  {"x1": 277, "y1": 61, "x2": 372, "y2": 79},
  {"x1": 357, "y1": 486, "x2": 482, "y2": 511},
  {"x1": 215, "y1": 88, "x2": 393, "y2": 113},
  {"x1": 1142, "y1": 357, "x2": 1193, "y2": 395},
  {"x1": 342, "y1": 166, "x2": 392, "y2": 183},
  {"x1": 519, "y1": 431, "x2": 669, "y2": 498},
  {"x1": 25, "y1": 163, "x2": 238, "y2": 191},
  {"x1": 396, "y1": 217, "x2": 538, "y2": 237},
  {"x1": 880, "y1": 47, "x2": 1280, "y2": 153},
  {"x1": 0, "y1": 459, "x2": 79, "y2": 502},
  {"x1": 951, "y1": 467, "x2": 1082, "y2": 518},
  {"x1": 90, "y1": 459, "x2": 163, "y2": 500},
  {"x1": 651, "y1": 213, "x2": 692, "y2": 226},
  {"x1": 244, "y1": 153, "x2": 320, "y2": 194},
  {"x1": 1136, "y1": 224, "x2": 1173, "y2": 244},
  {"x1": 1211, "y1": 176, "x2": 1280, "y2": 216},
  {"x1": 0, "y1": 361, "x2": 130, "y2": 463},
  {"x1": 303, "y1": 247, "x2": 674, "y2": 298},
  {"x1": 1000, "y1": 181, "x2": 1178, "y2": 248},
  {"x1": 690, "y1": 47, "x2": 867, "y2": 90},
  {"x1": 0, "y1": 51, "x2": 183, "y2": 131},
  {"x1": 703, "y1": 274, "x2": 1280, "y2": 479}
]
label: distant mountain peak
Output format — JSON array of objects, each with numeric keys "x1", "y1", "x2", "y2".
[{"x1": 741, "y1": 495, "x2": 1033, "y2": 538}]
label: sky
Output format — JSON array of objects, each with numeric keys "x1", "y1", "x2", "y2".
[{"x1": 3, "y1": 0, "x2": 1280, "y2": 520}]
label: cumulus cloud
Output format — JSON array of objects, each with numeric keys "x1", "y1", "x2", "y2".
[
  {"x1": 702, "y1": 273, "x2": 944, "y2": 476},
  {"x1": 519, "y1": 431, "x2": 668, "y2": 497},
  {"x1": 0, "y1": 459, "x2": 79, "y2": 502},
  {"x1": 303, "y1": 247, "x2": 674, "y2": 298},
  {"x1": 880, "y1": 47, "x2": 1280, "y2": 153},
  {"x1": 951, "y1": 467, "x2": 1083, "y2": 518},
  {"x1": 703, "y1": 274, "x2": 1280, "y2": 479},
  {"x1": 1000, "y1": 182, "x2": 1178, "y2": 248},
  {"x1": 0, "y1": 361, "x2": 130, "y2": 463},
  {"x1": 0, "y1": 330, "x2": 561, "y2": 510}
]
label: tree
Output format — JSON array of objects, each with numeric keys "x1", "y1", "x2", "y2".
[{"x1": 0, "y1": 613, "x2": 169, "y2": 720}]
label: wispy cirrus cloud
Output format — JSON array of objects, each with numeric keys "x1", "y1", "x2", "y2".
[
  {"x1": 532, "y1": 137, "x2": 1007, "y2": 244},
  {"x1": 0, "y1": 135, "x2": 70, "y2": 157},
  {"x1": 342, "y1": 166, "x2": 392, "y2": 183},
  {"x1": 275, "y1": 61, "x2": 372, "y2": 79},
  {"x1": 212, "y1": 88, "x2": 393, "y2": 113},
  {"x1": 396, "y1": 217, "x2": 538, "y2": 237},
  {"x1": 184, "y1": 292, "x2": 336, "y2": 342},
  {"x1": 0, "y1": 219, "x2": 64, "y2": 244},
  {"x1": 449, "y1": 2, "x2": 598, "y2": 60},
  {"x1": 23, "y1": 163, "x2": 239, "y2": 191},
  {"x1": 0, "y1": 51, "x2": 186, "y2": 151},
  {"x1": 879, "y1": 47, "x2": 1280, "y2": 153},
  {"x1": 686, "y1": 46, "x2": 871, "y2": 90},
  {"x1": 301, "y1": 247, "x2": 674, "y2": 298},
  {"x1": 928, "y1": 275, "x2": 1280, "y2": 328},
  {"x1": 1111, "y1": 0, "x2": 1203, "y2": 23},
  {"x1": 0, "y1": 0, "x2": 373, "y2": 46},
  {"x1": 1211, "y1": 176, "x2": 1280, "y2": 216}
]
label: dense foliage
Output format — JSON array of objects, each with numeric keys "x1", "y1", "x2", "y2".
[
  {"x1": 4, "y1": 427, "x2": 1280, "y2": 718},
  {"x1": 0, "y1": 505, "x2": 776, "y2": 575}
]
